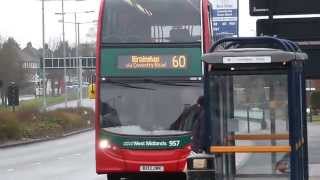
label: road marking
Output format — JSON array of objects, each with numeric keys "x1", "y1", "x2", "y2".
[
  {"x1": 7, "y1": 168, "x2": 15, "y2": 172},
  {"x1": 310, "y1": 164, "x2": 320, "y2": 176},
  {"x1": 32, "y1": 162, "x2": 41, "y2": 166},
  {"x1": 72, "y1": 153, "x2": 81, "y2": 157}
]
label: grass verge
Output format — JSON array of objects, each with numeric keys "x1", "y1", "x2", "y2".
[
  {"x1": 0, "y1": 107, "x2": 94, "y2": 144},
  {"x1": 311, "y1": 115, "x2": 320, "y2": 122}
]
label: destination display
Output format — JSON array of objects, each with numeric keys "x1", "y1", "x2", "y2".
[
  {"x1": 117, "y1": 55, "x2": 188, "y2": 69},
  {"x1": 100, "y1": 130, "x2": 192, "y2": 150}
]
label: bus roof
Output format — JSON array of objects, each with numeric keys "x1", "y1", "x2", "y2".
[{"x1": 202, "y1": 48, "x2": 308, "y2": 64}]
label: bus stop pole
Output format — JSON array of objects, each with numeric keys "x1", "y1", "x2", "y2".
[
  {"x1": 308, "y1": 80, "x2": 312, "y2": 122},
  {"x1": 269, "y1": 84, "x2": 277, "y2": 174},
  {"x1": 247, "y1": 107, "x2": 250, "y2": 133},
  {"x1": 62, "y1": 0, "x2": 68, "y2": 108},
  {"x1": 41, "y1": 0, "x2": 47, "y2": 110}
]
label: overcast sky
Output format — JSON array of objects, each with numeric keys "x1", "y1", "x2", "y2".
[
  {"x1": 0, "y1": 0, "x2": 100, "y2": 49},
  {"x1": 0, "y1": 0, "x2": 258, "y2": 49}
]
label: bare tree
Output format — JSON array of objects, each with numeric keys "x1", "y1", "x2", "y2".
[
  {"x1": 80, "y1": 43, "x2": 95, "y2": 57},
  {"x1": 0, "y1": 35, "x2": 4, "y2": 49},
  {"x1": 48, "y1": 38, "x2": 60, "y2": 57},
  {"x1": 86, "y1": 26, "x2": 97, "y2": 43},
  {"x1": 53, "y1": 41, "x2": 72, "y2": 57}
]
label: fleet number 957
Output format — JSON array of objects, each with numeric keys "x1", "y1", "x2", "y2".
[{"x1": 168, "y1": 140, "x2": 180, "y2": 147}]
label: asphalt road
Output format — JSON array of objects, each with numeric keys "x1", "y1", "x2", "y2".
[{"x1": 0, "y1": 131, "x2": 106, "y2": 180}]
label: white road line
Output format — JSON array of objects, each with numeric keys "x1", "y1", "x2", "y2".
[
  {"x1": 7, "y1": 168, "x2": 15, "y2": 172},
  {"x1": 32, "y1": 162, "x2": 41, "y2": 166}
]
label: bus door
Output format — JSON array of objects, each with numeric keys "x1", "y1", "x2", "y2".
[{"x1": 203, "y1": 37, "x2": 309, "y2": 180}]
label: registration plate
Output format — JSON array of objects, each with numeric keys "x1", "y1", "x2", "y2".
[{"x1": 139, "y1": 165, "x2": 164, "y2": 172}]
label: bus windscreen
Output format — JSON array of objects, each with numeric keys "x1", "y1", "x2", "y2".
[{"x1": 100, "y1": 80, "x2": 202, "y2": 136}]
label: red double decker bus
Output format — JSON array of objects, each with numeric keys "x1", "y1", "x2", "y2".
[{"x1": 95, "y1": 0, "x2": 212, "y2": 179}]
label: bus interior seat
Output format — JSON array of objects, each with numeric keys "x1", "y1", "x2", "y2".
[{"x1": 169, "y1": 28, "x2": 191, "y2": 42}]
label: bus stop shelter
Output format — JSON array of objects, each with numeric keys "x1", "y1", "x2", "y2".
[{"x1": 203, "y1": 37, "x2": 309, "y2": 180}]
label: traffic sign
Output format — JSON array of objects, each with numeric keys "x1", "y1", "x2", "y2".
[
  {"x1": 250, "y1": 0, "x2": 320, "y2": 16},
  {"x1": 304, "y1": 48, "x2": 320, "y2": 79},
  {"x1": 256, "y1": 18, "x2": 320, "y2": 78},
  {"x1": 211, "y1": 0, "x2": 239, "y2": 40},
  {"x1": 257, "y1": 18, "x2": 320, "y2": 41}
]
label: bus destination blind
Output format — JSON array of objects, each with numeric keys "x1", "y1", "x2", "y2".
[{"x1": 118, "y1": 55, "x2": 188, "y2": 70}]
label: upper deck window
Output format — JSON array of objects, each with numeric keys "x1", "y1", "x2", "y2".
[{"x1": 102, "y1": 0, "x2": 201, "y2": 43}]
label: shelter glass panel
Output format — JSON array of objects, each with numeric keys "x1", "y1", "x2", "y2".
[{"x1": 209, "y1": 73, "x2": 290, "y2": 179}]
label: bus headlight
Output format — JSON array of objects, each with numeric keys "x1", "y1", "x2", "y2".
[
  {"x1": 187, "y1": 155, "x2": 215, "y2": 170},
  {"x1": 193, "y1": 159, "x2": 207, "y2": 169},
  {"x1": 99, "y1": 140, "x2": 111, "y2": 149}
]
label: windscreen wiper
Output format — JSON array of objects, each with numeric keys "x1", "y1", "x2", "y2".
[
  {"x1": 143, "y1": 79, "x2": 200, "y2": 87},
  {"x1": 108, "y1": 80, "x2": 155, "y2": 90}
]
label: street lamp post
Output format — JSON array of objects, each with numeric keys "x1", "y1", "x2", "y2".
[
  {"x1": 61, "y1": 1, "x2": 89, "y2": 108},
  {"x1": 61, "y1": 0, "x2": 68, "y2": 108},
  {"x1": 56, "y1": 10, "x2": 95, "y2": 106},
  {"x1": 41, "y1": 0, "x2": 47, "y2": 110},
  {"x1": 40, "y1": 0, "x2": 87, "y2": 109},
  {"x1": 75, "y1": 20, "x2": 96, "y2": 105},
  {"x1": 63, "y1": 20, "x2": 96, "y2": 105},
  {"x1": 73, "y1": 11, "x2": 94, "y2": 106},
  {"x1": 77, "y1": 22, "x2": 82, "y2": 105}
]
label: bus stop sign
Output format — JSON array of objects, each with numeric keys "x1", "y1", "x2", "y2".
[
  {"x1": 257, "y1": 18, "x2": 320, "y2": 78},
  {"x1": 250, "y1": 0, "x2": 320, "y2": 16}
]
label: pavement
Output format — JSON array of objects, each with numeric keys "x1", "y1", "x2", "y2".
[
  {"x1": 46, "y1": 99, "x2": 95, "y2": 111},
  {"x1": 0, "y1": 95, "x2": 35, "y2": 105},
  {"x1": 19, "y1": 95, "x2": 36, "y2": 101},
  {"x1": 234, "y1": 121, "x2": 320, "y2": 179},
  {"x1": 308, "y1": 122, "x2": 320, "y2": 179},
  {"x1": 231, "y1": 110, "x2": 320, "y2": 179}
]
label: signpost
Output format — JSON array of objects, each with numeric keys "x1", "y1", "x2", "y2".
[
  {"x1": 211, "y1": 0, "x2": 239, "y2": 41},
  {"x1": 252, "y1": 0, "x2": 320, "y2": 79},
  {"x1": 250, "y1": 0, "x2": 320, "y2": 16},
  {"x1": 257, "y1": 18, "x2": 320, "y2": 41},
  {"x1": 256, "y1": 18, "x2": 320, "y2": 78}
]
